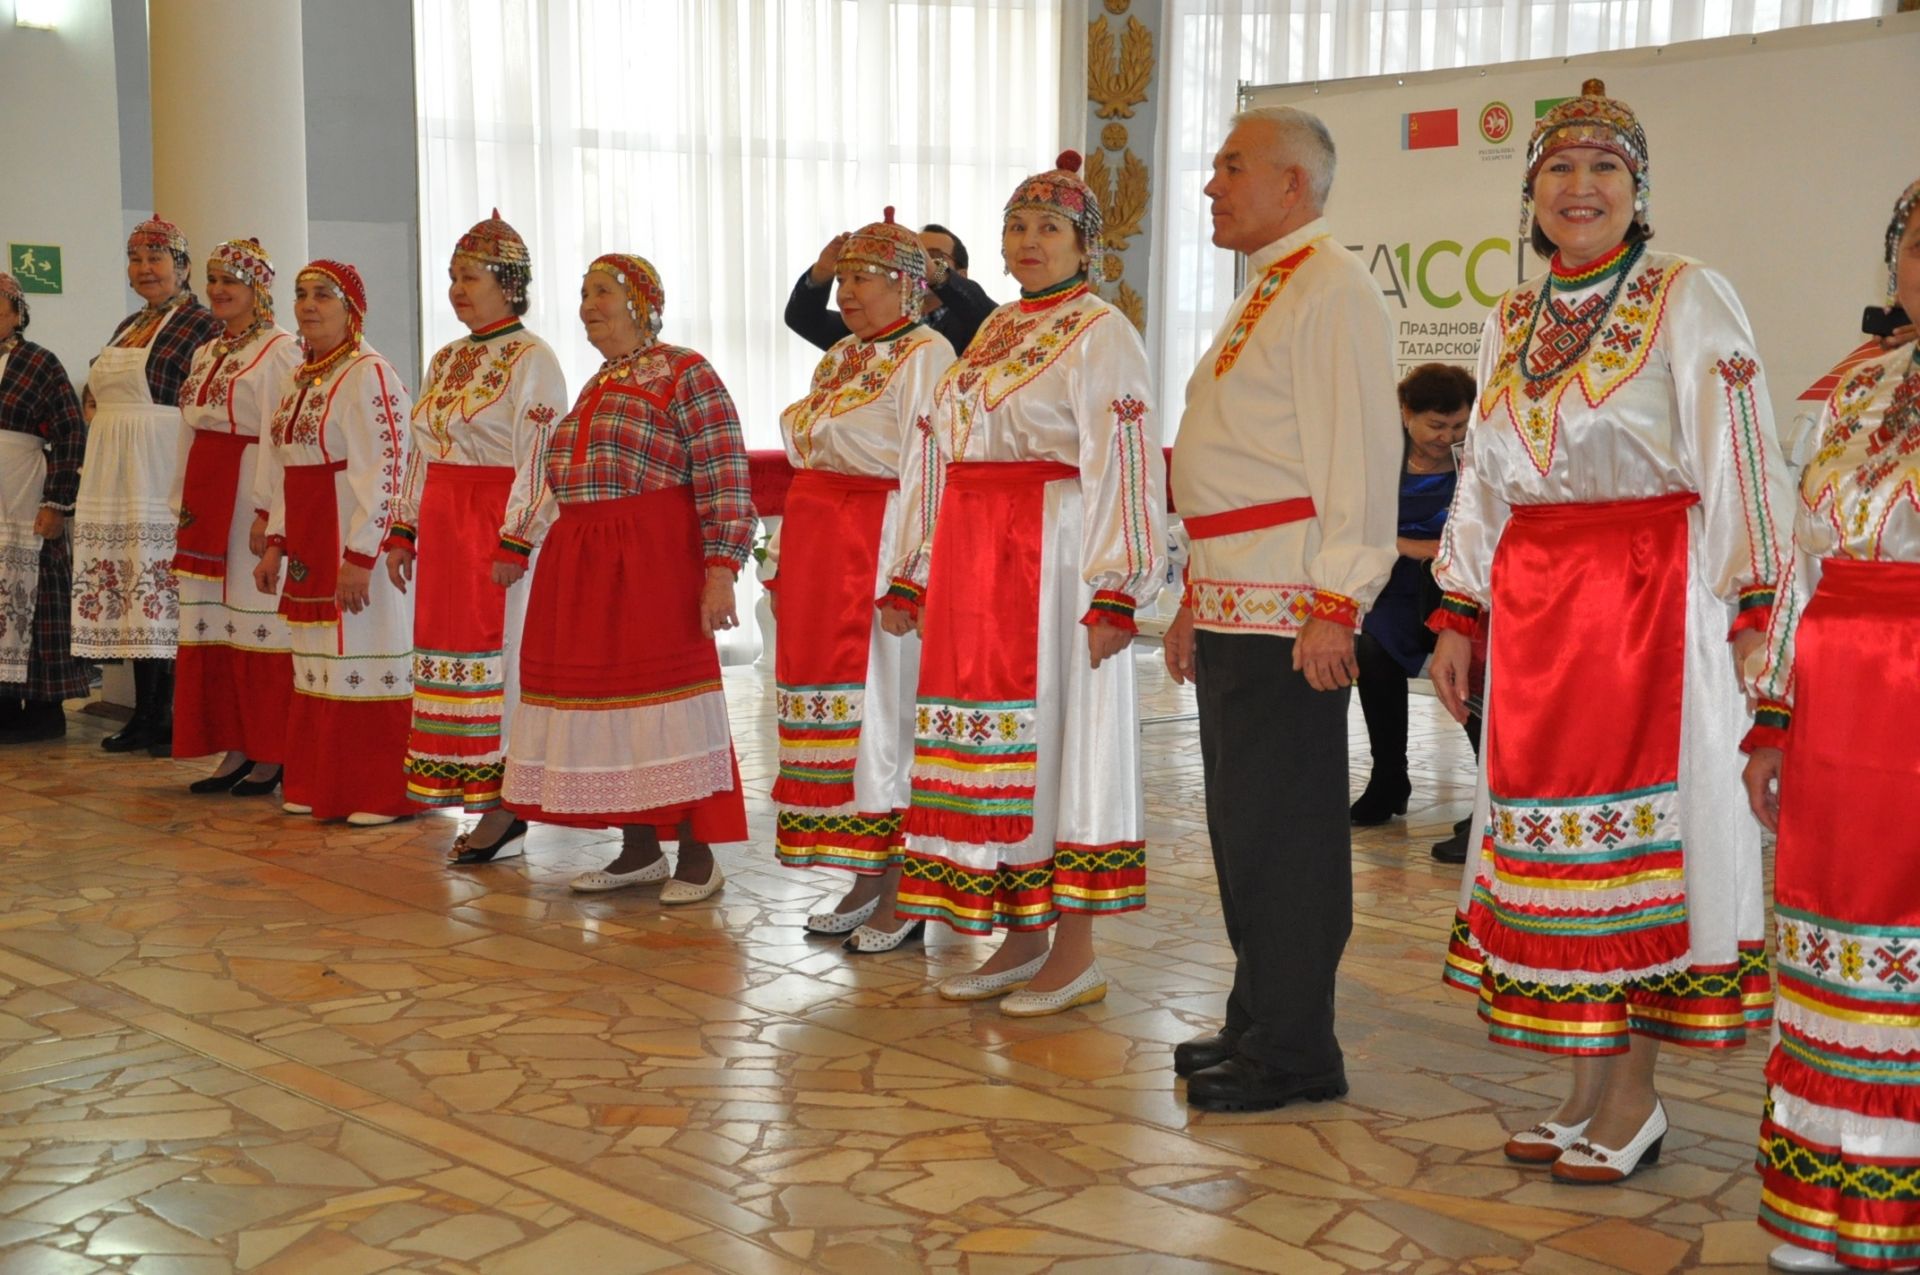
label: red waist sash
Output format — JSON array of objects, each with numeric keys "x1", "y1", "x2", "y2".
[
  {"x1": 279, "y1": 460, "x2": 348, "y2": 625},
  {"x1": 172, "y1": 431, "x2": 256, "y2": 580},
  {"x1": 1183, "y1": 495, "x2": 1316, "y2": 541}
]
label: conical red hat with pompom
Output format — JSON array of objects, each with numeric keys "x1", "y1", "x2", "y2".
[
  {"x1": 1003, "y1": 150, "x2": 1103, "y2": 243},
  {"x1": 836, "y1": 206, "x2": 928, "y2": 283}
]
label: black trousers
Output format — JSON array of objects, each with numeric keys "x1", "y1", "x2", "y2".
[
  {"x1": 1354, "y1": 631, "x2": 1408, "y2": 781},
  {"x1": 1195, "y1": 629, "x2": 1351, "y2": 1074}
]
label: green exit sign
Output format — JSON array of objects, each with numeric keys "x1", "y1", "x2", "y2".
[{"x1": 9, "y1": 244, "x2": 62, "y2": 294}]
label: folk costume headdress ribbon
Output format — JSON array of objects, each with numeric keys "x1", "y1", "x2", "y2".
[
  {"x1": 1004, "y1": 150, "x2": 1107, "y2": 283},
  {"x1": 295, "y1": 259, "x2": 368, "y2": 382},
  {"x1": 837, "y1": 207, "x2": 929, "y2": 319},
  {"x1": 454, "y1": 208, "x2": 532, "y2": 308},
  {"x1": 1521, "y1": 80, "x2": 1651, "y2": 241},
  {"x1": 1884, "y1": 176, "x2": 1920, "y2": 305},
  {"x1": 588, "y1": 253, "x2": 665, "y2": 339}
]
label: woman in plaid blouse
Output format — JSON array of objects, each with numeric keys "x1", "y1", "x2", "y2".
[
  {"x1": 0, "y1": 274, "x2": 89, "y2": 743},
  {"x1": 500, "y1": 254, "x2": 754, "y2": 902}
]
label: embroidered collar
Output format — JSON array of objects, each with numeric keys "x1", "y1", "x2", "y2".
[
  {"x1": 1018, "y1": 275, "x2": 1090, "y2": 313},
  {"x1": 867, "y1": 315, "x2": 920, "y2": 343},
  {"x1": 468, "y1": 315, "x2": 525, "y2": 343},
  {"x1": 1549, "y1": 240, "x2": 1635, "y2": 292},
  {"x1": 1245, "y1": 217, "x2": 1331, "y2": 277}
]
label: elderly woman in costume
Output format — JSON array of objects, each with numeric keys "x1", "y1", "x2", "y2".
[
  {"x1": 1742, "y1": 179, "x2": 1920, "y2": 1274},
  {"x1": 768, "y1": 208, "x2": 955, "y2": 952},
  {"x1": 881, "y1": 153, "x2": 1165, "y2": 1016},
  {"x1": 171, "y1": 239, "x2": 301, "y2": 795},
  {"x1": 0, "y1": 274, "x2": 89, "y2": 743},
  {"x1": 501, "y1": 254, "x2": 753, "y2": 900},
  {"x1": 73, "y1": 215, "x2": 224, "y2": 754},
  {"x1": 252, "y1": 261, "x2": 414, "y2": 825},
  {"x1": 1427, "y1": 82, "x2": 1793, "y2": 1183},
  {"x1": 385, "y1": 212, "x2": 567, "y2": 864}
]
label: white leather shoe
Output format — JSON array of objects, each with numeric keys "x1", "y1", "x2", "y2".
[
  {"x1": 805, "y1": 896, "x2": 878, "y2": 935},
  {"x1": 660, "y1": 863, "x2": 724, "y2": 905},
  {"x1": 570, "y1": 859, "x2": 671, "y2": 893},
  {"x1": 1000, "y1": 963, "x2": 1108, "y2": 1017},
  {"x1": 843, "y1": 920, "x2": 924, "y2": 954},
  {"x1": 1769, "y1": 1244, "x2": 1844, "y2": 1272},
  {"x1": 346, "y1": 811, "x2": 398, "y2": 826},
  {"x1": 1553, "y1": 1101, "x2": 1667, "y2": 1184},
  {"x1": 936, "y1": 954, "x2": 1047, "y2": 1002},
  {"x1": 1504, "y1": 1117, "x2": 1590, "y2": 1164},
  {"x1": 281, "y1": 801, "x2": 313, "y2": 815}
]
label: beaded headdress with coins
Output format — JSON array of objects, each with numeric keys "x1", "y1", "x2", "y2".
[
  {"x1": 836, "y1": 207, "x2": 930, "y2": 317},
  {"x1": 1522, "y1": 80, "x2": 1651, "y2": 240},
  {"x1": 128, "y1": 214, "x2": 190, "y2": 262},
  {"x1": 0, "y1": 273, "x2": 25, "y2": 334},
  {"x1": 210, "y1": 238, "x2": 276, "y2": 322},
  {"x1": 454, "y1": 209, "x2": 532, "y2": 308},
  {"x1": 1004, "y1": 151, "x2": 1106, "y2": 280},
  {"x1": 588, "y1": 253, "x2": 665, "y2": 340},
  {"x1": 1883, "y1": 177, "x2": 1920, "y2": 305}
]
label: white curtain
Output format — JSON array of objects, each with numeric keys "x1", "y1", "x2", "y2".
[
  {"x1": 1150, "y1": 0, "x2": 1888, "y2": 417},
  {"x1": 414, "y1": 0, "x2": 1063, "y2": 448}
]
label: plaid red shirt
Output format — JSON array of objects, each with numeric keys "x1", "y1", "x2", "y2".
[
  {"x1": 541, "y1": 343, "x2": 754, "y2": 570},
  {"x1": 0, "y1": 339, "x2": 88, "y2": 510},
  {"x1": 106, "y1": 295, "x2": 224, "y2": 408}
]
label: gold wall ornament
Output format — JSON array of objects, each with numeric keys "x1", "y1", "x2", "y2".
[
  {"x1": 1101, "y1": 123, "x2": 1128, "y2": 152},
  {"x1": 1084, "y1": 147, "x2": 1150, "y2": 251},
  {"x1": 1103, "y1": 0, "x2": 1130, "y2": 13},
  {"x1": 1112, "y1": 282, "x2": 1146, "y2": 333},
  {"x1": 1101, "y1": 253, "x2": 1124, "y2": 283},
  {"x1": 1088, "y1": 14, "x2": 1152, "y2": 120}
]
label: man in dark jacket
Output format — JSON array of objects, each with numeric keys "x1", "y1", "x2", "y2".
[{"x1": 784, "y1": 223, "x2": 997, "y2": 354}]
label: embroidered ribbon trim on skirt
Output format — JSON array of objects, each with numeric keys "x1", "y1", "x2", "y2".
[
  {"x1": 1758, "y1": 560, "x2": 1920, "y2": 1267},
  {"x1": 172, "y1": 430, "x2": 254, "y2": 581},
  {"x1": 278, "y1": 461, "x2": 348, "y2": 626},
  {"x1": 1452, "y1": 491, "x2": 1772, "y2": 1054},
  {"x1": 772, "y1": 468, "x2": 905, "y2": 870},
  {"x1": 403, "y1": 463, "x2": 515, "y2": 811},
  {"x1": 904, "y1": 460, "x2": 1077, "y2": 847}
]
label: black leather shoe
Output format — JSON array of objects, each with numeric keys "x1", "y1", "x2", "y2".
[
  {"x1": 448, "y1": 818, "x2": 529, "y2": 866},
  {"x1": 1350, "y1": 774, "x2": 1411, "y2": 825},
  {"x1": 229, "y1": 766, "x2": 284, "y2": 797},
  {"x1": 0, "y1": 701, "x2": 65, "y2": 744},
  {"x1": 1186, "y1": 1055, "x2": 1348, "y2": 1112},
  {"x1": 1431, "y1": 815, "x2": 1473, "y2": 864},
  {"x1": 101, "y1": 717, "x2": 155, "y2": 753},
  {"x1": 1173, "y1": 1031, "x2": 1240, "y2": 1077},
  {"x1": 190, "y1": 759, "x2": 254, "y2": 794}
]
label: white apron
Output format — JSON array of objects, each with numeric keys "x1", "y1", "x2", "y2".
[
  {"x1": 72, "y1": 317, "x2": 188, "y2": 658},
  {"x1": 0, "y1": 427, "x2": 47, "y2": 682}
]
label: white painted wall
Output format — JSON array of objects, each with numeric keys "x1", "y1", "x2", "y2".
[{"x1": 0, "y1": 0, "x2": 126, "y2": 379}]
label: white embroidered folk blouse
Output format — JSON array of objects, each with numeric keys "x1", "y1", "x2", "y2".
[
  {"x1": 393, "y1": 318, "x2": 568, "y2": 557},
  {"x1": 885, "y1": 281, "x2": 1166, "y2": 622},
  {"x1": 261, "y1": 346, "x2": 411, "y2": 569},
  {"x1": 1171, "y1": 218, "x2": 1401, "y2": 634},
  {"x1": 1434, "y1": 246, "x2": 1791, "y2": 635},
  {"x1": 764, "y1": 320, "x2": 955, "y2": 579},
  {"x1": 1751, "y1": 342, "x2": 1920, "y2": 735},
  {"x1": 174, "y1": 325, "x2": 301, "y2": 516}
]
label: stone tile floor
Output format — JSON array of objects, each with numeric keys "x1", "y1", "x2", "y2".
[{"x1": 0, "y1": 656, "x2": 1776, "y2": 1273}]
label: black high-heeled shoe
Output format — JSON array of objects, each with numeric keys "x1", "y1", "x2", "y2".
[
  {"x1": 1350, "y1": 773, "x2": 1412, "y2": 826},
  {"x1": 229, "y1": 766, "x2": 284, "y2": 797},
  {"x1": 448, "y1": 818, "x2": 529, "y2": 866},
  {"x1": 190, "y1": 759, "x2": 254, "y2": 794}
]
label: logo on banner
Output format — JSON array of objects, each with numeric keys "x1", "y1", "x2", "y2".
[
  {"x1": 1478, "y1": 102, "x2": 1513, "y2": 144},
  {"x1": 1402, "y1": 108, "x2": 1458, "y2": 150}
]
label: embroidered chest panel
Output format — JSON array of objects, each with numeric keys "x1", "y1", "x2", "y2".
[
  {"x1": 1803, "y1": 358, "x2": 1920, "y2": 555},
  {"x1": 785, "y1": 332, "x2": 935, "y2": 463},
  {"x1": 1213, "y1": 243, "x2": 1318, "y2": 379},
  {"x1": 412, "y1": 337, "x2": 537, "y2": 458},
  {"x1": 271, "y1": 381, "x2": 331, "y2": 450},
  {"x1": 935, "y1": 301, "x2": 1104, "y2": 452},
  {"x1": 1479, "y1": 259, "x2": 1684, "y2": 475},
  {"x1": 183, "y1": 348, "x2": 243, "y2": 411}
]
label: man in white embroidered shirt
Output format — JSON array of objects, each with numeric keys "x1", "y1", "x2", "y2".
[{"x1": 1165, "y1": 106, "x2": 1400, "y2": 1111}]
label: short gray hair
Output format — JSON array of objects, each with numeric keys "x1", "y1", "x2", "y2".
[{"x1": 1229, "y1": 105, "x2": 1336, "y2": 206}]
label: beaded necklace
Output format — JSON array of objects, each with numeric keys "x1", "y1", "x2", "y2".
[
  {"x1": 1519, "y1": 240, "x2": 1644, "y2": 388},
  {"x1": 592, "y1": 341, "x2": 656, "y2": 388},
  {"x1": 297, "y1": 337, "x2": 360, "y2": 387},
  {"x1": 117, "y1": 291, "x2": 188, "y2": 350},
  {"x1": 208, "y1": 317, "x2": 270, "y2": 365}
]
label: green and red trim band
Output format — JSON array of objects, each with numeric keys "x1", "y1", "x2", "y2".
[
  {"x1": 1081, "y1": 589, "x2": 1137, "y2": 633},
  {"x1": 878, "y1": 576, "x2": 923, "y2": 619},
  {"x1": 1743, "y1": 700, "x2": 1792, "y2": 752},
  {"x1": 1429, "y1": 590, "x2": 1482, "y2": 637}
]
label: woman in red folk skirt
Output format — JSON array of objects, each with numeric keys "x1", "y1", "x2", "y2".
[{"x1": 500, "y1": 253, "x2": 753, "y2": 902}]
